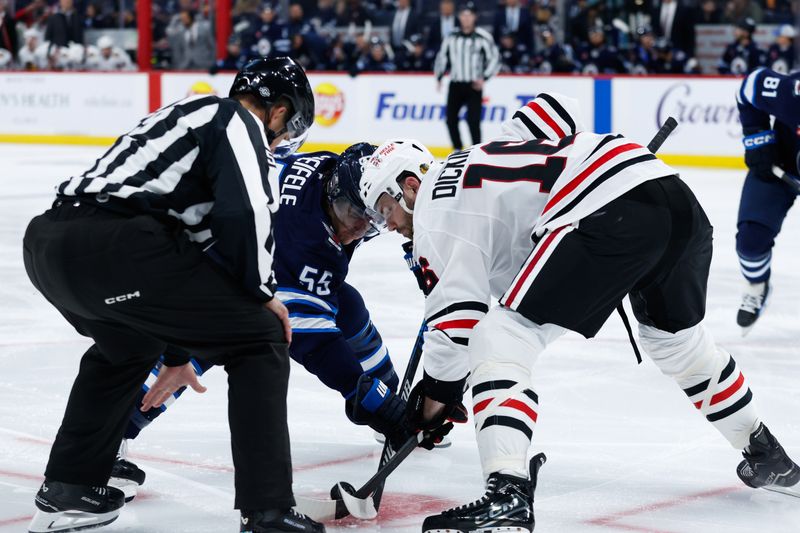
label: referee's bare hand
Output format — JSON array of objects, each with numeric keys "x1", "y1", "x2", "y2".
[
  {"x1": 265, "y1": 298, "x2": 292, "y2": 344},
  {"x1": 140, "y1": 363, "x2": 207, "y2": 411}
]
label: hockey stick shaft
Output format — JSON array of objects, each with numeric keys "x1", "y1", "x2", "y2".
[
  {"x1": 772, "y1": 165, "x2": 800, "y2": 194},
  {"x1": 647, "y1": 117, "x2": 678, "y2": 154}
]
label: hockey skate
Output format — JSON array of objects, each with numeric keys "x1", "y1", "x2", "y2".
[
  {"x1": 422, "y1": 453, "x2": 546, "y2": 533},
  {"x1": 737, "y1": 423, "x2": 800, "y2": 498},
  {"x1": 28, "y1": 480, "x2": 125, "y2": 532},
  {"x1": 736, "y1": 281, "x2": 771, "y2": 336},
  {"x1": 240, "y1": 508, "x2": 325, "y2": 532},
  {"x1": 108, "y1": 440, "x2": 145, "y2": 502}
]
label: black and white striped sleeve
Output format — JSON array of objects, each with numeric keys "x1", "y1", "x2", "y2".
[
  {"x1": 503, "y1": 92, "x2": 586, "y2": 141},
  {"x1": 434, "y1": 35, "x2": 452, "y2": 81},
  {"x1": 206, "y1": 103, "x2": 279, "y2": 302},
  {"x1": 477, "y1": 28, "x2": 500, "y2": 80}
]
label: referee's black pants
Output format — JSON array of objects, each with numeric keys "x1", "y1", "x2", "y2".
[
  {"x1": 22, "y1": 200, "x2": 293, "y2": 511},
  {"x1": 446, "y1": 81, "x2": 482, "y2": 150}
]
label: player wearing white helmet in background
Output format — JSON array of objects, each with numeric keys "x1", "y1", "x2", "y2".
[
  {"x1": 360, "y1": 92, "x2": 800, "y2": 533},
  {"x1": 85, "y1": 35, "x2": 134, "y2": 71}
]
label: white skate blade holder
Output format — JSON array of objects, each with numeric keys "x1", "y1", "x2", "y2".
[
  {"x1": 108, "y1": 477, "x2": 137, "y2": 503},
  {"x1": 28, "y1": 508, "x2": 120, "y2": 532},
  {"x1": 763, "y1": 484, "x2": 800, "y2": 499}
]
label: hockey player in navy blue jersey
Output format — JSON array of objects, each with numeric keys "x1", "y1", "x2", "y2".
[
  {"x1": 110, "y1": 143, "x2": 411, "y2": 503},
  {"x1": 734, "y1": 67, "x2": 800, "y2": 334}
]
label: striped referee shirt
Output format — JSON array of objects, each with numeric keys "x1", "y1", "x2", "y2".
[
  {"x1": 56, "y1": 94, "x2": 280, "y2": 302},
  {"x1": 434, "y1": 27, "x2": 500, "y2": 83}
]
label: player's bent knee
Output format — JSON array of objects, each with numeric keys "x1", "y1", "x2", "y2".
[
  {"x1": 736, "y1": 221, "x2": 776, "y2": 257},
  {"x1": 639, "y1": 323, "x2": 720, "y2": 378},
  {"x1": 469, "y1": 306, "x2": 564, "y2": 372}
]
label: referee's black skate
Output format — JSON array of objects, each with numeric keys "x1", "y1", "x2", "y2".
[
  {"x1": 737, "y1": 423, "x2": 800, "y2": 497},
  {"x1": 422, "y1": 453, "x2": 546, "y2": 533},
  {"x1": 736, "y1": 281, "x2": 770, "y2": 336},
  {"x1": 28, "y1": 480, "x2": 125, "y2": 532},
  {"x1": 109, "y1": 440, "x2": 145, "y2": 503},
  {"x1": 240, "y1": 508, "x2": 325, "y2": 532}
]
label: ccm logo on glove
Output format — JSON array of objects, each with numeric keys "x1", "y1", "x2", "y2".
[
  {"x1": 743, "y1": 131, "x2": 776, "y2": 149},
  {"x1": 105, "y1": 291, "x2": 141, "y2": 305}
]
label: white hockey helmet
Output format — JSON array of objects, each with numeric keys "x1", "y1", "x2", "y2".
[
  {"x1": 359, "y1": 138, "x2": 434, "y2": 215},
  {"x1": 97, "y1": 35, "x2": 114, "y2": 50}
]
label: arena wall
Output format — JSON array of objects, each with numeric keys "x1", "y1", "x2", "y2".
[{"x1": 0, "y1": 71, "x2": 745, "y2": 169}]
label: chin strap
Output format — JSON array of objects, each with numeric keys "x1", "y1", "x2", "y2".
[{"x1": 399, "y1": 198, "x2": 414, "y2": 215}]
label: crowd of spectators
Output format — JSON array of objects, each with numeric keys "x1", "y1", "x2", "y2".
[{"x1": 0, "y1": 0, "x2": 796, "y2": 74}]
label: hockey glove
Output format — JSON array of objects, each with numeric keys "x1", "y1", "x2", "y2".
[
  {"x1": 346, "y1": 374, "x2": 411, "y2": 449},
  {"x1": 743, "y1": 130, "x2": 777, "y2": 180},
  {"x1": 406, "y1": 372, "x2": 469, "y2": 449}
]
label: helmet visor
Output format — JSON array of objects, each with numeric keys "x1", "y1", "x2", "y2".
[{"x1": 332, "y1": 197, "x2": 384, "y2": 240}]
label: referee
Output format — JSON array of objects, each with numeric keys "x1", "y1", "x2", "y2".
[
  {"x1": 23, "y1": 57, "x2": 323, "y2": 533},
  {"x1": 434, "y1": 1, "x2": 500, "y2": 150}
]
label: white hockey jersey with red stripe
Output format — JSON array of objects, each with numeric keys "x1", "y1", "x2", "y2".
[{"x1": 414, "y1": 92, "x2": 677, "y2": 382}]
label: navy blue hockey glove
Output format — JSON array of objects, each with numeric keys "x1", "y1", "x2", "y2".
[
  {"x1": 743, "y1": 130, "x2": 777, "y2": 179},
  {"x1": 406, "y1": 372, "x2": 469, "y2": 449},
  {"x1": 346, "y1": 374, "x2": 411, "y2": 449}
]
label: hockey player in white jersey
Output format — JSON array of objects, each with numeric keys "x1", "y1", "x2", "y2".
[
  {"x1": 359, "y1": 93, "x2": 800, "y2": 533},
  {"x1": 85, "y1": 35, "x2": 134, "y2": 71}
]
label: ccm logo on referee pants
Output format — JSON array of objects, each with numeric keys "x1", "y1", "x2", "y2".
[{"x1": 105, "y1": 291, "x2": 141, "y2": 305}]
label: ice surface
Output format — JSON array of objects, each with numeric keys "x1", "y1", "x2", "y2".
[{"x1": 1, "y1": 144, "x2": 799, "y2": 532}]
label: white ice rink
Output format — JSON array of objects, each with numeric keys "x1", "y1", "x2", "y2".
[{"x1": 1, "y1": 143, "x2": 799, "y2": 532}]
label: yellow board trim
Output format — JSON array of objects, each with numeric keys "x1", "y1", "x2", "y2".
[
  {"x1": 0, "y1": 134, "x2": 117, "y2": 146},
  {"x1": 0, "y1": 136, "x2": 746, "y2": 169}
]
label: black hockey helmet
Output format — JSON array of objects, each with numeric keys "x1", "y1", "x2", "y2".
[
  {"x1": 326, "y1": 142, "x2": 382, "y2": 239},
  {"x1": 737, "y1": 17, "x2": 756, "y2": 36},
  {"x1": 229, "y1": 56, "x2": 315, "y2": 147}
]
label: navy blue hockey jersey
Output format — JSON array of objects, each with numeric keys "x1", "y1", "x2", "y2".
[{"x1": 737, "y1": 68, "x2": 800, "y2": 175}]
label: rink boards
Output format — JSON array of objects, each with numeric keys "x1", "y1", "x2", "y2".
[{"x1": 0, "y1": 71, "x2": 745, "y2": 168}]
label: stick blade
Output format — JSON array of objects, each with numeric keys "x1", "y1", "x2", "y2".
[{"x1": 336, "y1": 482, "x2": 378, "y2": 519}]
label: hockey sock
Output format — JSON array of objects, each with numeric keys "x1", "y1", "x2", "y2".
[{"x1": 640, "y1": 324, "x2": 760, "y2": 450}]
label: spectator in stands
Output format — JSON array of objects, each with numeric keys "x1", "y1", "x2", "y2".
[
  {"x1": 0, "y1": 0, "x2": 18, "y2": 65},
  {"x1": 211, "y1": 34, "x2": 250, "y2": 72},
  {"x1": 83, "y1": 2, "x2": 111, "y2": 29},
  {"x1": 651, "y1": 0, "x2": 696, "y2": 56},
  {"x1": 722, "y1": 0, "x2": 763, "y2": 23},
  {"x1": 718, "y1": 16, "x2": 764, "y2": 74},
  {"x1": 531, "y1": 1, "x2": 559, "y2": 52},
  {"x1": 653, "y1": 37, "x2": 699, "y2": 73},
  {"x1": 357, "y1": 36, "x2": 396, "y2": 72},
  {"x1": 289, "y1": 32, "x2": 318, "y2": 69},
  {"x1": 389, "y1": 0, "x2": 418, "y2": 54},
  {"x1": 170, "y1": 9, "x2": 215, "y2": 69},
  {"x1": 288, "y1": 3, "x2": 313, "y2": 36},
  {"x1": 426, "y1": 0, "x2": 459, "y2": 52},
  {"x1": 336, "y1": 0, "x2": 372, "y2": 26},
  {"x1": 493, "y1": 0, "x2": 532, "y2": 54},
  {"x1": 252, "y1": 4, "x2": 291, "y2": 58},
  {"x1": 45, "y1": 0, "x2": 85, "y2": 53},
  {"x1": 577, "y1": 25, "x2": 626, "y2": 73},
  {"x1": 86, "y1": 34, "x2": 134, "y2": 71},
  {"x1": 397, "y1": 33, "x2": 435, "y2": 71},
  {"x1": 530, "y1": 25, "x2": 576, "y2": 73},
  {"x1": 18, "y1": 27, "x2": 47, "y2": 70},
  {"x1": 311, "y1": 0, "x2": 338, "y2": 35},
  {"x1": 765, "y1": 24, "x2": 795, "y2": 73},
  {"x1": 627, "y1": 25, "x2": 658, "y2": 73},
  {"x1": 696, "y1": 0, "x2": 722, "y2": 24},
  {"x1": 498, "y1": 29, "x2": 526, "y2": 72}
]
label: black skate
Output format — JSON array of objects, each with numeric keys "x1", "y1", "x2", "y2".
[
  {"x1": 737, "y1": 281, "x2": 770, "y2": 336},
  {"x1": 422, "y1": 453, "x2": 546, "y2": 533},
  {"x1": 28, "y1": 480, "x2": 125, "y2": 532},
  {"x1": 108, "y1": 440, "x2": 145, "y2": 502},
  {"x1": 240, "y1": 508, "x2": 325, "y2": 532},
  {"x1": 737, "y1": 423, "x2": 800, "y2": 498}
]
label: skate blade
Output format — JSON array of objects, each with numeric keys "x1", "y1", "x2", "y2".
[
  {"x1": 740, "y1": 324, "x2": 754, "y2": 338},
  {"x1": 422, "y1": 526, "x2": 531, "y2": 533},
  {"x1": 763, "y1": 484, "x2": 800, "y2": 498},
  {"x1": 28, "y1": 508, "x2": 120, "y2": 532},
  {"x1": 108, "y1": 477, "x2": 138, "y2": 503}
]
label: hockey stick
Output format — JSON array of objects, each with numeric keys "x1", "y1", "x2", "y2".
[
  {"x1": 329, "y1": 318, "x2": 427, "y2": 519},
  {"x1": 647, "y1": 116, "x2": 678, "y2": 153},
  {"x1": 771, "y1": 165, "x2": 800, "y2": 195},
  {"x1": 333, "y1": 422, "x2": 454, "y2": 519}
]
